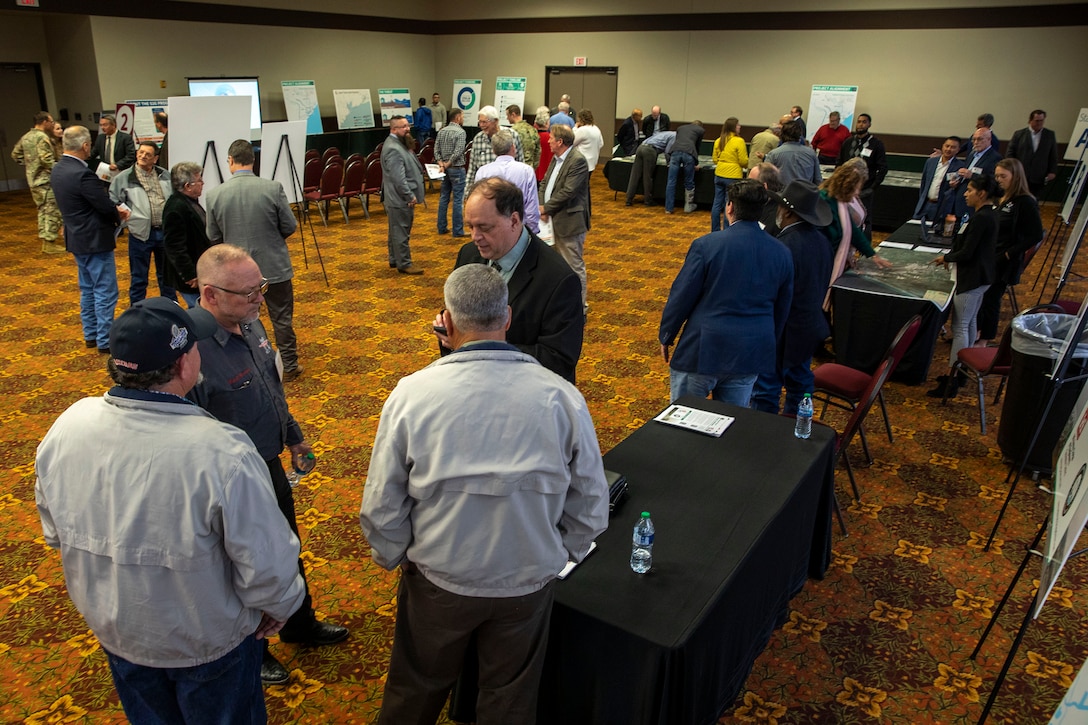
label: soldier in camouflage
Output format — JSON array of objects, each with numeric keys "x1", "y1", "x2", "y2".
[{"x1": 11, "y1": 111, "x2": 64, "y2": 254}]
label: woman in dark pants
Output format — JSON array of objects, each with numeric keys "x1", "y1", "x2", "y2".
[{"x1": 976, "y1": 158, "x2": 1044, "y2": 343}]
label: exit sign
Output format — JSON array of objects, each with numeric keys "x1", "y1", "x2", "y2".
[
  {"x1": 16, "y1": 0, "x2": 40, "y2": 7},
  {"x1": 573, "y1": 57, "x2": 587, "y2": 67}
]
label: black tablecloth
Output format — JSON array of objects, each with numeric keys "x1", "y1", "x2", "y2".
[
  {"x1": 604, "y1": 157, "x2": 716, "y2": 206},
  {"x1": 539, "y1": 398, "x2": 835, "y2": 724},
  {"x1": 830, "y1": 221, "x2": 954, "y2": 384}
]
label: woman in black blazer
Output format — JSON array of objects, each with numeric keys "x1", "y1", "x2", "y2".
[
  {"x1": 162, "y1": 162, "x2": 215, "y2": 307},
  {"x1": 928, "y1": 174, "x2": 999, "y2": 398},
  {"x1": 976, "y1": 158, "x2": 1045, "y2": 342}
]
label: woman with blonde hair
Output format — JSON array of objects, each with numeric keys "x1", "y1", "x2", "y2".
[
  {"x1": 976, "y1": 157, "x2": 1044, "y2": 342},
  {"x1": 710, "y1": 117, "x2": 747, "y2": 232},
  {"x1": 819, "y1": 157, "x2": 892, "y2": 306}
]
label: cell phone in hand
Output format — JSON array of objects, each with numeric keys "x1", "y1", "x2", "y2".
[{"x1": 433, "y1": 325, "x2": 447, "y2": 335}]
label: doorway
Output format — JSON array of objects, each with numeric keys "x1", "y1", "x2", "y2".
[
  {"x1": 0, "y1": 63, "x2": 48, "y2": 192},
  {"x1": 545, "y1": 66, "x2": 618, "y2": 163}
]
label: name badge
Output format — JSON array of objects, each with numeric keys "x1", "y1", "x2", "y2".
[
  {"x1": 860, "y1": 148, "x2": 872, "y2": 158},
  {"x1": 969, "y1": 165, "x2": 982, "y2": 174}
]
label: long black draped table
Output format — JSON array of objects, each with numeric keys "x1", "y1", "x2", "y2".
[
  {"x1": 831, "y1": 220, "x2": 956, "y2": 384},
  {"x1": 536, "y1": 397, "x2": 836, "y2": 724}
]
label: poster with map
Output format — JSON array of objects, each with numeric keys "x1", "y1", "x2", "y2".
[
  {"x1": 281, "y1": 80, "x2": 323, "y2": 135},
  {"x1": 807, "y1": 85, "x2": 859, "y2": 142},
  {"x1": 333, "y1": 89, "x2": 376, "y2": 130}
]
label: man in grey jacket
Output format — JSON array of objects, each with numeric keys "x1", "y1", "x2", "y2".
[
  {"x1": 36, "y1": 297, "x2": 305, "y2": 723},
  {"x1": 205, "y1": 139, "x2": 302, "y2": 380},
  {"x1": 110, "y1": 141, "x2": 177, "y2": 305},
  {"x1": 381, "y1": 115, "x2": 426, "y2": 275}
]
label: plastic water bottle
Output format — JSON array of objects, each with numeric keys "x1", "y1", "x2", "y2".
[
  {"x1": 795, "y1": 394, "x2": 813, "y2": 439},
  {"x1": 286, "y1": 452, "x2": 316, "y2": 488},
  {"x1": 630, "y1": 512, "x2": 654, "y2": 574}
]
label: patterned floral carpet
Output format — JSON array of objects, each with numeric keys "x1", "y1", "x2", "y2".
[{"x1": 0, "y1": 175, "x2": 1084, "y2": 725}]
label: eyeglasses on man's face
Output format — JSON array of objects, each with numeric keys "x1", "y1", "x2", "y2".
[{"x1": 210, "y1": 278, "x2": 269, "y2": 303}]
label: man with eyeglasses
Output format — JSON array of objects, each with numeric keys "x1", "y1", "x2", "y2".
[
  {"x1": 465, "y1": 105, "x2": 524, "y2": 196},
  {"x1": 110, "y1": 141, "x2": 177, "y2": 305},
  {"x1": 190, "y1": 244, "x2": 349, "y2": 685},
  {"x1": 206, "y1": 139, "x2": 302, "y2": 381}
]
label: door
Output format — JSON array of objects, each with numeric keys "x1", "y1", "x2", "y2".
[
  {"x1": 0, "y1": 63, "x2": 48, "y2": 192},
  {"x1": 545, "y1": 67, "x2": 618, "y2": 163}
]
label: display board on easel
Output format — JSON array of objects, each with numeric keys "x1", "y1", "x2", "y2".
[
  {"x1": 260, "y1": 120, "x2": 305, "y2": 204},
  {"x1": 806, "y1": 85, "x2": 859, "y2": 143},
  {"x1": 167, "y1": 95, "x2": 250, "y2": 199}
]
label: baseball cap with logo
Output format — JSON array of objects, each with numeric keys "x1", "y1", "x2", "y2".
[{"x1": 110, "y1": 298, "x2": 217, "y2": 372}]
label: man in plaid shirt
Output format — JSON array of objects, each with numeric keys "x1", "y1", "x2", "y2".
[
  {"x1": 466, "y1": 105, "x2": 523, "y2": 196},
  {"x1": 435, "y1": 108, "x2": 467, "y2": 237}
]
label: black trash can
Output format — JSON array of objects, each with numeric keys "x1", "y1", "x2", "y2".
[{"x1": 998, "y1": 312, "x2": 1088, "y2": 475}]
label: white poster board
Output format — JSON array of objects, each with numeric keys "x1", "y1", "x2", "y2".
[
  {"x1": 333, "y1": 89, "x2": 375, "y2": 130},
  {"x1": 260, "y1": 120, "x2": 306, "y2": 204},
  {"x1": 454, "y1": 79, "x2": 482, "y2": 127},
  {"x1": 1050, "y1": 652, "x2": 1088, "y2": 722},
  {"x1": 122, "y1": 99, "x2": 168, "y2": 143},
  {"x1": 807, "y1": 85, "x2": 859, "y2": 142},
  {"x1": 1064, "y1": 107, "x2": 1088, "y2": 162},
  {"x1": 378, "y1": 88, "x2": 411, "y2": 127},
  {"x1": 167, "y1": 95, "x2": 250, "y2": 199},
  {"x1": 281, "y1": 80, "x2": 323, "y2": 135},
  {"x1": 494, "y1": 77, "x2": 527, "y2": 126},
  {"x1": 1038, "y1": 291, "x2": 1088, "y2": 617}
]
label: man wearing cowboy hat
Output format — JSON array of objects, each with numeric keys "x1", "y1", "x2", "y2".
[{"x1": 751, "y1": 180, "x2": 834, "y2": 415}]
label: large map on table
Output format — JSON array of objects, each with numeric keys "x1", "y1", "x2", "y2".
[{"x1": 834, "y1": 238, "x2": 956, "y2": 310}]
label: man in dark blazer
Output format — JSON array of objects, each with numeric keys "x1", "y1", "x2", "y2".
[
  {"x1": 660, "y1": 179, "x2": 793, "y2": 407},
  {"x1": 438, "y1": 177, "x2": 584, "y2": 383},
  {"x1": 751, "y1": 180, "x2": 832, "y2": 415},
  {"x1": 1007, "y1": 109, "x2": 1060, "y2": 197},
  {"x1": 539, "y1": 124, "x2": 591, "y2": 311},
  {"x1": 88, "y1": 114, "x2": 135, "y2": 180},
  {"x1": 955, "y1": 127, "x2": 1002, "y2": 221},
  {"x1": 616, "y1": 108, "x2": 643, "y2": 156},
  {"x1": 52, "y1": 125, "x2": 128, "y2": 351},
  {"x1": 914, "y1": 136, "x2": 967, "y2": 222},
  {"x1": 642, "y1": 106, "x2": 671, "y2": 138}
]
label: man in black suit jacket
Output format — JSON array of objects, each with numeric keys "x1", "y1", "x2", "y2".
[
  {"x1": 52, "y1": 125, "x2": 129, "y2": 351},
  {"x1": 436, "y1": 177, "x2": 584, "y2": 383},
  {"x1": 642, "y1": 106, "x2": 670, "y2": 138},
  {"x1": 1008, "y1": 109, "x2": 1060, "y2": 197},
  {"x1": 88, "y1": 114, "x2": 135, "y2": 180},
  {"x1": 616, "y1": 109, "x2": 643, "y2": 156}
]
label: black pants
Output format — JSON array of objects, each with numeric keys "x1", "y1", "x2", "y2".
[{"x1": 264, "y1": 457, "x2": 315, "y2": 636}]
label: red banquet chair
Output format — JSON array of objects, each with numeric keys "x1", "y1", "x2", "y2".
[
  {"x1": 337, "y1": 159, "x2": 367, "y2": 222},
  {"x1": 302, "y1": 157, "x2": 322, "y2": 194},
  {"x1": 321, "y1": 147, "x2": 341, "y2": 163},
  {"x1": 360, "y1": 160, "x2": 383, "y2": 219},
  {"x1": 813, "y1": 314, "x2": 922, "y2": 465},
  {"x1": 303, "y1": 161, "x2": 344, "y2": 226},
  {"x1": 943, "y1": 303, "x2": 1066, "y2": 434}
]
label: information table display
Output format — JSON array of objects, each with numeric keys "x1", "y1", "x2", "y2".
[{"x1": 831, "y1": 220, "x2": 954, "y2": 383}]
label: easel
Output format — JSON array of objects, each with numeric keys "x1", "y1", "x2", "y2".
[
  {"x1": 268, "y1": 132, "x2": 329, "y2": 286},
  {"x1": 984, "y1": 303, "x2": 1088, "y2": 551},
  {"x1": 970, "y1": 518, "x2": 1088, "y2": 724},
  {"x1": 199, "y1": 139, "x2": 225, "y2": 186},
  {"x1": 1035, "y1": 143, "x2": 1088, "y2": 305}
]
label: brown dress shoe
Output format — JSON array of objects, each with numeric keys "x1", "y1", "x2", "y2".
[{"x1": 398, "y1": 264, "x2": 424, "y2": 275}]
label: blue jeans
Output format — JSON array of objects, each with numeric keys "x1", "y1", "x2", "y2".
[
  {"x1": 665, "y1": 151, "x2": 696, "y2": 212},
  {"x1": 710, "y1": 176, "x2": 737, "y2": 232},
  {"x1": 670, "y1": 369, "x2": 757, "y2": 407},
  {"x1": 105, "y1": 634, "x2": 265, "y2": 725},
  {"x1": 438, "y1": 167, "x2": 465, "y2": 235},
  {"x1": 74, "y1": 251, "x2": 119, "y2": 348},
  {"x1": 751, "y1": 360, "x2": 815, "y2": 415},
  {"x1": 179, "y1": 290, "x2": 200, "y2": 308},
  {"x1": 128, "y1": 228, "x2": 177, "y2": 305}
]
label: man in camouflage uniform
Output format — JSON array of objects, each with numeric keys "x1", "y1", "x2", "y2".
[
  {"x1": 11, "y1": 111, "x2": 63, "y2": 253},
  {"x1": 506, "y1": 104, "x2": 540, "y2": 171}
]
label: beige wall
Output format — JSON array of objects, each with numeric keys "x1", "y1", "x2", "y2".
[
  {"x1": 42, "y1": 15, "x2": 101, "y2": 127},
  {"x1": 434, "y1": 26, "x2": 1088, "y2": 141},
  {"x1": 87, "y1": 16, "x2": 436, "y2": 125},
  {"x1": 0, "y1": 13, "x2": 58, "y2": 114}
]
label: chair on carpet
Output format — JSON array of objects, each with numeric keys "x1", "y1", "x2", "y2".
[
  {"x1": 321, "y1": 146, "x2": 341, "y2": 163},
  {"x1": 303, "y1": 157, "x2": 322, "y2": 194},
  {"x1": 344, "y1": 152, "x2": 363, "y2": 166},
  {"x1": 813, "y1": 314, "x2": 922, "y2": 464},
  {"x1": 833, "y1": 356, "x2": 896, "y2": 504},
  {"x1": 360, "y1": 160, "x2": 383, "y2": 219},
  {"x1": 417, "y1": 140, "x2": 437, "y2": 191},
  {"x1": 365, "y1": 150, "x2": 381, "y2": 167},
  {"x1": 337, "y1": 159, "x2": 367, "y2": 222},
  {"x1": 1004, "y1": 240, "x2": 1044, "y2": 315},
  {"x1": 943, "y1": 303, "x2": 1065, "y2": 434},
  {"x1": 304, "y1": 149, "x2": 319, "y2": 161},
  {"x1": 303, "y1": 161, "x2": 344, "y2": 226}
]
